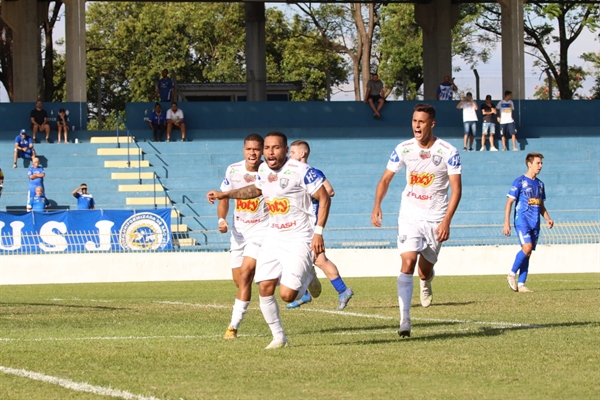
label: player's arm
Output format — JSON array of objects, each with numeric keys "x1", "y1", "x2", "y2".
[
  {"x1": 503, "y1": 197, "x2": 515, "y2": 236},
  {"x1": 311, "y1": 185, "x2": 331, "y2": 256},
  {"x1": 539, "y1": 200, "x2": 554, "y2": 229},
  {"x1": 322, "y1": 180, "x2": 335, "y2": 198},
  {"x1": 217, "y1": 199, "x2": 230, "y2": 233},
  {"x1": 371, "y1": 169, "x2": 395, "y2": 227},
  {"x1": 435, "y1": 174, "x2": 462, "y2": 242},
  {"x1": 206, "y1": 185, "x2": 262, "y2": 204},
  {"x1": 72, "y1": 185, "x2": 82, "y2": 197}
]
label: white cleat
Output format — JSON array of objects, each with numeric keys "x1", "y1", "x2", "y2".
[
  {"x1": 308, "y1": 268, "x2": 322, "y2": 298},
  {"x1": 265, "y1": 338, "x2": 289, "y2": 350},
  {"x1": 420, "y1": 270, "x2": 434, "y2": 308},
  {"x1": 398, "y1": 318, "x2": 411, "y2": 338}
]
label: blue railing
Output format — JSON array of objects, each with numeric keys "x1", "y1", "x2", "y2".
[{"x1": 115, "y1": 113, "x2": 142, "y2": 184}]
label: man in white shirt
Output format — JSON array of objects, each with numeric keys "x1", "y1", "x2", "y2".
[
  {"x1": 166, "y1": 102, "x2": 186, "y2": 142},
  {"x1": 456, "y1": 92, "x2": 478, "y2": 151},
  {"x1": 497, "y1": 90, "x2": 518, "y2": 151}
]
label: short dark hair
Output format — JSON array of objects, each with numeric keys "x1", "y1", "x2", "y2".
[
  {"x1": 290, "y1": 140, "x2": 311, "y2": 158},
  {"x1": 155, "y1": 103, "x2": 161, "y2": 108},
  {"x1": 265, "y1": 131, "x2": 288, "y2": 147},
  {"x1": 525, "y1": 152, "x2": 543, "y2": 165},
  {"x1": 244, "y1": 133, "x2": 264, "y2": 147},
  {"x1": 504, "y1": 90, "x2": 512, "y2": 97},
  {"x1": 372, "y1": 73, "x2": 378, "y2": 77},
  {"x1": 485, "y1": 95, "x2": 492, "y2": 100},
  {"x1": 466, "y1": 92, "x2": 472, "y2": 96},
  {"x1": 414, "y1": 103, "x2": 436, "y2": 120}
]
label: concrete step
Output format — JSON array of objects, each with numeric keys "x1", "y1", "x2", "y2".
[
  {"x1": 91, "y1": 136, "x2": 134, "y2": 144},
  {"x1": 98, "y1": 148, "x2": 142, "y2": 156},
  {"x1": 171, "y1": 224, "x2": 188, "y2": 232},
  {"x1": 111, "y1": 172, "x2": 155, "y2": 180},
  {"x1": 126, "y1": 196, "x2": 170, "y2": 205},
  {"x1": 104, "y1": 160, "x2": 150, "y2": 168},
  {"x1": 118, "y1": 184, "x2": 165, "y2": 192},
  {"x1": 176, "y1": 238, "x2": 196, "y2": 247}
]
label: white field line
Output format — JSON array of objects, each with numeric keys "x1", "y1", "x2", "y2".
[
  {"x1": 51, "y1": 298, "x2": 113, "y2": 303},
  {"x1": 0, "y1": 366, "x2": 162, "y2": 400},
  {"x1": 154, "y1": 301, "x2": 230, "y2": 309}
]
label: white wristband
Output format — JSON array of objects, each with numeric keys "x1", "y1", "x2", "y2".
[
  {"x1": 218, "y1": 218, "x2": 226, "y2": 225},
  {"x1": 314, "y1": 226, "x2": 324, "y2": 235}
]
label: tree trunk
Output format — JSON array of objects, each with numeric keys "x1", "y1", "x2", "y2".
[
  {"x1": 0, "y1": 5, "x2": 14, "y2": 102},
  {"x1": 556, "y1": 11, "x2": 572, "y2": 100}
]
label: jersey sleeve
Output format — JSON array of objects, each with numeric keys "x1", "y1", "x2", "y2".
[
  {"x1": 507, "y1": 177, "x2": 520, "y2": 199},
  {"x1": 90, "y1": 197, "x2": 95, "y2": 207},
  {"x1": 220, "y1": 170, "x2": 232, "y2": 192},
  {"x1": 302, "y1": 166, "x2": 325, "y2": 195},
  {"x1": 255, "y1": 167, "x2": 265, "y2": 190},
  {"x1": 386, "y1": 146, "x2": 404, "y2": 173},
  {"x1": 446, "y1": 149, "x2": 462, "y2": 175}
]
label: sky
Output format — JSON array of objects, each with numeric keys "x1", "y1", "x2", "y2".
[{"x1": 1, "y1": 3, "x2": 598, "y2": 102}]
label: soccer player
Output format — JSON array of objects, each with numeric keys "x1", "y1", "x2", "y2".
[
  {"x1": 503, "y1": 152, "x2": 554, "y2": 293},
  {"x1": 371, "y1": 103, "x2": 462, "y2": 338},
  {"x1": 286, "y1": 140, "x2": 354, "y2": 310},
  {"x1": 27, "y1": 186, "x2": 49, "y2": 212},
  {"x1": 207, "y1": 132, "x2": 331, "y2": 349},
  {"x1": 217, "y1": 134, "x2": 269, "y2": 339}
]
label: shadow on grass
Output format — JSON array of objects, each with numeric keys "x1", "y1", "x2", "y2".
[
  {"x1": 369, "y1": 301, "x2": 475, "y2": 309},
  {"x1": 0, "y1": 302, "x2": 127, "y2": 311}
]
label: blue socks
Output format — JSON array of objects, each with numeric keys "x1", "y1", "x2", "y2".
[
  {"x1": 330, "y1": 277, "x2": 347, "y2": 294},
  {"x1": 511, "y1": 250, "x2": 530, "y2": 283},
  {"x1": 518, "y1": 257, "x2": 530, "y2": 284}
]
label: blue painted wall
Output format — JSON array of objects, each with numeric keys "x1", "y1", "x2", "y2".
[{"x1": 0, "y1": 102, "x2": 87, "y2": 134}]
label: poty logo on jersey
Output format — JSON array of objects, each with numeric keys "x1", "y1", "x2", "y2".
[
  {"x1": 390, "y1": 150, "x2": 400, "y2": 162},
  {"x1": 236, "y1": 198, "x2": 260, "y2": 212},
  {"x1": 266, "y1": 198, "x2": 290, "y2": 215},
  {"x1": 119, "y1": 212, "x2": 170, "y2": 251},
  {"x1": 527, "y1": 198, "x2": 542, "y2": 205},
  {"x1": 243, "y1": 173, "x2": 256, "y2": 183},
  {"x1": 448, "y1": 154, "x2": 461, "y2": 167},
  {"x1": 268, "y1": 173, "x2": 278, "y2": 182},
  {"x1": 304, "y1": 168, "x2": 323, "y2": 184},
  {"x1": 419, "y1": 150, "x2": 431, "y2": 159},
  {"x1": 409, "y1": 172, "x2": 434, "y2": 187}
]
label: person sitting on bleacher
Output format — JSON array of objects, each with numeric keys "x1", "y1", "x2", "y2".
[
  {"x1": 148, "y1": 103, "x2": 166, "y2": 142},
  {"x1": 166, "y1": 102, "x2": 186, "y2": 142},
  {"x1": 57, "y1": 108, "x2": 69, "y2": 144},
  {"x1": 27, "y1": 186, "x2": 49, "y2": 212},
  {"x1": 13, "y1": 129, "x2": 36, "y2": 168}
]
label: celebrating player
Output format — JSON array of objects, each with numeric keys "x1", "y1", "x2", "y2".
[
  {"x1": 207, "y1": 132, "x2": 331, "y2": 349},
  {"x1": 371, "y1": 103, "x2": 462, "y2": 338},
  {"x1": 503, "y1": 152, "x2": 554, "y2": 293},
  {"x1": 286, "y1": 140, "x2": 354, "y2": 310},
  {"x1": 217, "y1": 134, "x2": 269, "y2": 339}
]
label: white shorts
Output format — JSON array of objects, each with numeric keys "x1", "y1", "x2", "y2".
[
  {"x1": 397, "y1": 215, "x2": 442, "y2": 264},
  {"x1": 229, "y1": 235, "x2": 263, "y2": 269},
  {"x1": 254, "y1": 237, "x2": 312, "y2": 291}
]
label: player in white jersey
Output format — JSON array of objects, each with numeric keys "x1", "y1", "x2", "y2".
[
  {"x1": 217, "y1": 133, "x2": 269, "y2": 339},
  {"x1": 371, "y1": 103, "x2": 462, "y2": 338},
  {"x1": 286, "y1": 140, "x2": 354, "y2": 310},
  {"x1": 207, "y1": 132, "x2": 331, "y2": 349}
]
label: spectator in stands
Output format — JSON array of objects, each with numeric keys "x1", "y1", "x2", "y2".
[
  {"x1": 27, "y1": 186, "x2": 49, "y2": 212},
  {"x1": 56, "y1": 108, "x2": 69, "y2": 144},
  {"x1": 166, "y1": 102, "x2": 186, "y2": 142},
  {"x1": 151, "y1": 69, "x2": 175, "y2": 102},
  {"x1": 27, "y1": 157, "x2": 45, "y2": 204},
  {"x1": 148, "y1": 103, "x2": 166, "y2": 142},
  {"x1": 497, "y1": 90, "x2": 518, "y2": 151},
  {"x1": 436, "y1": 76, "x2": 458, "y2": 101},
  {"x1": 13, "y1": 129, "x2": 36, "y2": 168},
  {"x1": 363, "y1": 73, "x2": 385, "y2": 119},
  {"x1": 72, "y1": 183, "x2": 95, "y2": 210},
  {"x1": 456, "y1": 92, "x2": 478, "y2": 151},
  {"x1": 30, "y1": 100, "x2": 51, "y2": 143},
  {"x1": 480, "y1": 95, "x2": 498, "y2": 151}
]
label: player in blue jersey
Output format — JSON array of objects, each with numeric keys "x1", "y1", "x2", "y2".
[
  {"x1": 27, "y1": 157, "x2": 45, "y2": 204},
  {"x1": 72, "y1": 184, "x2": 95, "y2": 210},
  {"x1": 286, "y1": 140, "x2": 354, "y2": 310},
  {"x1": 27, "y1": 186, "x2": 49, "y2": 212},
  {"x1": 503, "y1": 152, "x2": 554, "y2": 293}
]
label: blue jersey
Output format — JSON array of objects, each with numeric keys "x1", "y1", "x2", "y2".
[
  {"x1": 28, "y1": 165, "x2": 45, "y2": 195},
  {"x1": 149, "y1": 110, "x2": 165, "y2": 125},
  {"x1": 311, "y1": 168, "x2": 326, "y2": 223},
  {"x1": 15, "y1": 134, "x2": 33, "y2": 149},
  {"x1": 74, "y1": 193, "x2": 95, "y2": 210},
  {"x1": 28, "y1": 195, "x2": 49, "y2": 212},
  {"x1": 508, "y1": 175, "x2": 546, "y2": 229},
  {"x1": 157, "y1": 78, "x2": 174, "y2": 102}
]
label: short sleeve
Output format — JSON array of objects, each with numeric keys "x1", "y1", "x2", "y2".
[
  {"x1": 220, "y1": 172, "x2": 232, "y2": 192},
  {"x1": 302, "y1": 166, "x2": 325, "y2": 195},
  {"x1": 507, "y1": 178, "x2": 520, "y2": 199},
  {"x1": 446, "y1": 149, "x2": 462, "y2": 175},
  {"x1": 386, "y1": 146, "x2": 404, "y2": 173}
]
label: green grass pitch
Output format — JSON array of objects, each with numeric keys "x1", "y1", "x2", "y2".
[{"x1": 1, "y1": 274, "x2": 598, "y2": 399}]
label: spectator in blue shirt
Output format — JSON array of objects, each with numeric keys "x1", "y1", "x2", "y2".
[
  {"x1": 148, "y1": 103, "x2": 166, "y2": 142},
  {"x1": 436, "y1": 76, "x2": 458, "y2": 100},
  {"x1": 151, "y1": 69, "x2": 175, "y2": 102},
  {"x1": 27, "y1": 157, "x2": 45, "y2": 204},
  {"x1": 27, "y1": 186, "x2": 49, "y2": 212},
  {"x1": 13, "y1": 129, "x2": 36, "y2": 168},
  {"x1": 72, "y1": 183, "x2": 95, "y2": 210}
]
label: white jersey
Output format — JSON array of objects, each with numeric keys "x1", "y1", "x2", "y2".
[
  {"x1": 496, "y1": 100, "x2": 514, "y2": 124},
  {"x1": 459, "y1": 102, "x2": 478, "y2": 122},
  {"x1": 387, "y1": 138, "x2": 462, "y2": 221},
  {"x1": 220, "y1": 161, "x2": 269, "y2": 241},
  {"x1": 255, "y1": 158, "x2": 324, "y2": 242}
]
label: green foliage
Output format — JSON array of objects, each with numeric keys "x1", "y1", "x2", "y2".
[
  {"x1": 582, "y1": 51, "x2": 600, "y2": 99},
  {"x1": 533, "y1": 65, "x2": 588, "y2": 100}
]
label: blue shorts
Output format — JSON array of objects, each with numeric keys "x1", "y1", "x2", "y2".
[
  {"x1": 500, "y1": 122, "x2": 516, "y2": 137},
  {"x1": 463, "y1": 121, "x2": 476, "y2": 135},
  {"x1": 515, "y1": 225, "x2": 539, "y2": 250},
  {"x1": 482, "y1": 122, "x2": 496, "y2": 135},
  {"x1": 16, "y1": 149, "x2": 33, "y2": 159}
]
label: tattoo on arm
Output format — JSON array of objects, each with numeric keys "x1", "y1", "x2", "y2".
[{"x1": 230, "y1": 185, "x2": 261, "y2": 199}]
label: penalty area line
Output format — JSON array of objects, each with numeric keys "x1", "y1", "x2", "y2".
[{"x1": 0, "y1": 366, "x2": 162, "y2": 400}]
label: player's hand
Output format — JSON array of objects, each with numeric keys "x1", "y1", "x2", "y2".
[
  {"x1": 371, "y1": 207, "x2": 383, "y2": 227},
  {"x1": 502, "y1": 223, "x2": 511, "y2": 236},
  {"x1": 206, "y1": 190, "x2": 223, "y2": 204},
  {"x1": 547, "y1": 219, "x2": 554, "y2": 229},
  {"x1": 311, "y1": 234, "x2": 325, "y2": 256},
  {"x1": 218, "y1": 219, "x2": 228, "y2": 233},
  {"x1": 435, "y1": 220, "x2": 451, "y2": 242}
]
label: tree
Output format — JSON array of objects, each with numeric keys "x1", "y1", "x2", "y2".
[
  {"x1": 533, "y1": 65, "x2": 587, "y2": 99},
  {"x1": 0, "y1": 3, "x2": 13, "y2": 101},
  {"x1": 474, "y1": 3, "x2": 599, "y2": 100},
  {"x1": 582, "y1": 51, "x2": 600, "y2": 99}
]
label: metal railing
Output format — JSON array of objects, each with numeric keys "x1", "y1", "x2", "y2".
[
  {"x1": 153, "y1": 172, "x2": 171, "y2": 210},
  {"x1": 115, "y1": 113, "x2": 143, "y2": 184}
]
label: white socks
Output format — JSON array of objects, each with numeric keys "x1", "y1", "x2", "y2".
[
  {"x1": 229, "y1": 299, "x2": 250, "y2": 330},
  {"x1": 294, "y1": 271, "x2": 313, "y2": 301},
  {"x1": 259, "y1": 295, "x2": 286, "y2": 340},
  {"x1": 397, "y1": 273, "x2": 413, "y2": 321}
]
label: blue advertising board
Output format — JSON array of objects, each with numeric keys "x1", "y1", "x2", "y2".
[{"x1": 0, "y1": 209, "x2": 172, "y2": 253}]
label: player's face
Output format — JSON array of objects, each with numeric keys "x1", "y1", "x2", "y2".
[
  {"x1": 527, "y1": 157, "x2": 543, "y2": 174},
  {"x1": 263, "y1": 136, "x2": 288, "y2": 170},
  {"x1": 244, "y1": 140, "x2": 263, "y2": 169},
  {"x1": 289, "y1": 146, "x2": 302, "y2": 162},
  {"x1": 412, "y1": 111, "x2": 435, "y2": 143}
]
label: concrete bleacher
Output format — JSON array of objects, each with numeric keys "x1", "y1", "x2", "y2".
[{"x1": 1, "y1": 100, "x2": 598, "y2": 250}]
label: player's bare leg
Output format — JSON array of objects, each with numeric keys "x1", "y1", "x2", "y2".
[
  {"x1": 397, "y1": 252, "x2": 418, "y2": 337},
  {"x1": 224, "y1": 257, "x2": 256, "y2": 339},
  {"x1": 259, "y1": 279, "x2": 290, "y2": 349},
  {"x1": 315, "y1": 252, "x2": 354, "y2": 309},
  {"x1": 417, "y1": 255, "x2": 435, "y2": 308}
]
